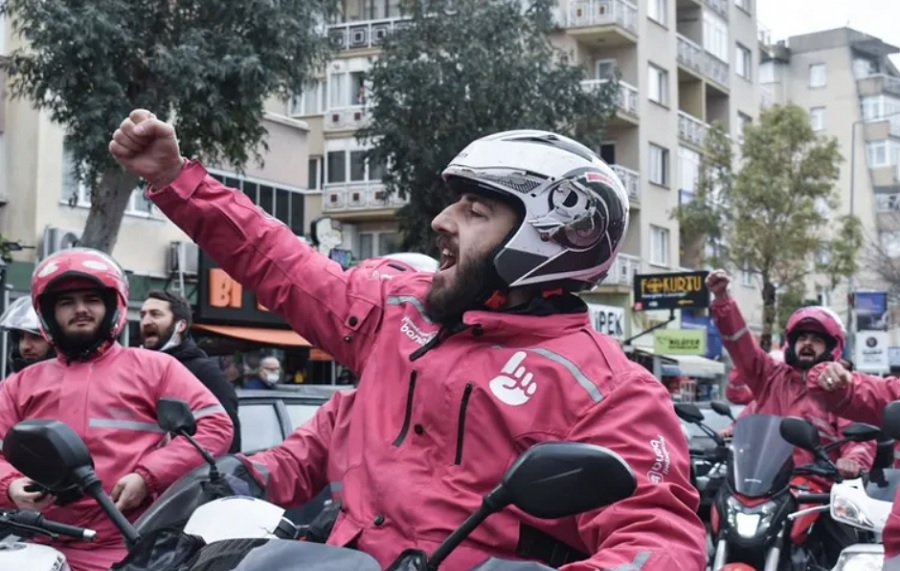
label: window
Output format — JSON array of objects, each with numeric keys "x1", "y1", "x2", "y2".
[
  {"x1": 648, "y1": 0, "x2": 666, "y2": 25},
  {"x1": 326, "y1": 151, "x2": 347, "y2": 184},
  {"x1": 237, "y1": 403, "x2": 284, "y2": 454},
  {"x1": 853, "y1": 58, "x2": 875, "y2": 79},
  {"x1": 285, "y1": 403, "x2": 320, "y2": 430},
  {"x1": 734, "y1": 0, "x2": 750, "y2": 11},
  {"x1": 741, "y1": 268, "x2": 754, "y2": 287},
  {"x1": 737, "y1": 112, "x2": 752, "y2": 141},
  {"x1": 860, "y1": 95, "x2": 900, "y2": 122},
  {"x1": 61, "y1": 142, "x2": 156, "y2": 216},
  {"x1": 308, "y1": 157, "x2": 324, "y2": 190},
  {"x1": 648, "y1": 64, "x2": 668, "y2": 106},
  {"x1": 596, "y1": 59, "x2": 618, "y2": 81},
  {"x1": 289, "y1": 81, "x2": 326, "y2": 117},
  {"x1": 328, "y1": 71, "x2": 368, "y2": 109},
  {"x1": 866, "y1": 141, "x2": 900, "y2": 168},
  {"x1": 735, "y1": 44, "x2": 751, "y2": 80},
  {"x1": 342, "y1": 0, "x2": 404, "y2": 21},
  {"x1": 356, "y1": 230, "x2": 400, "y2": 260},
  {"x1": 759, "y1": 61, "x2": 775, "y2": 83},
  {"x1": 649, "y1": 143, "x2": 669, "y2": 186},
  {"x1": 702, "y1": 11, "x2": 729, "y2": 62},
  {"x1": 809, "y1": 107, "x2": 826, "y2": 131},
  {"x1": 881, "y1": 231, "x2": 900, "y2": 257},
  {"x1": 816, "y1": 286, "x2": 832, "y2": 307},
  {"x1": 324, "y1": 149, "x2": 386, "y2": 186},
  {"x1": 209, "y1": 172, "x2": 307, "y2": 235},
  {"x1": 678, "y1": 146, "x2": 700, "y2": 192},
  {"x1": 809, "y1": 63, "x2": 826, "y2": 88},
  {"x1": 650, "y1": 226, "x2": 669, "y2": 266}
]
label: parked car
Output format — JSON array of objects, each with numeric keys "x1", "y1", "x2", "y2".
[
  {"x1": 681, "y1": 401, "x2": 745, "y2": 451},
  {"x1": 236, "y1": 384, "x2": 350, "y2": 527}
]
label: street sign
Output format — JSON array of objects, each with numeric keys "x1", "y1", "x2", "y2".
[
  {"x1": 654, "y1": 329, "x2": 707, "y2": 356},
  {"x1": 633, "y1": 271, "x2": 710, "y2": 311}
]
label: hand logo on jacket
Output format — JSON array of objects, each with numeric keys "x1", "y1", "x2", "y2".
[{"x1": 489, "y1": 352, "x2": 537, "y2": 406}]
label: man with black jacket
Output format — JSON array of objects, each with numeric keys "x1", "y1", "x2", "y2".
[{"x1": 140, "y1": 290, "x2": 241, "y2": 452}]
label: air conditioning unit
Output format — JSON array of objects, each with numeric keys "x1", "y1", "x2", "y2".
[
  {"x1": 41, "y1": 226, "x2": 82, "y2": 260},
  {"x1": 168, "y1": 241, "x2": 200, "y2": 276}
]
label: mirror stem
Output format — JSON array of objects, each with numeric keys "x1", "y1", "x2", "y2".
[
  {"x1": 180, "y1": 430, "x2": 221, "y2": 481},
  {"x1": 427, "y1": 486, "x2": 510, "y2": 570},
  {"x1": 73, "y1": 467, "x2": 141, "y2": 547}
]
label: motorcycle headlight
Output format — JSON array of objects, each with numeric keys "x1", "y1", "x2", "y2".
[
  {"x1": 833, "y1": 544, "x2": 883, "y2": 571},
  {"x1": 726, "y1": 496, "x2": 778, "y2": 538},
  {"x1": 832, "y1": 493, "x2": 874, "y2": 529}
]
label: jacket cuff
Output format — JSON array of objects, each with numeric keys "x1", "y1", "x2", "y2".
[
  {"x1": 147, "y1": 159, "x2": 206, "y2": 197},
  {"x1": 134, "y1": 466, "x2": 160, "y2": 498},
  {"x1": 0, "y1": 471, "x2": 22, "y2": 509}
]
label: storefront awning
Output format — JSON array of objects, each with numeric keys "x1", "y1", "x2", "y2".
[
  {"x1": 665, "y1": 354, "x2": 725, "y2": 379},
  {"x1": 626, "y1": 347, "x2": 682, "y2": 377},
  {"x1": 193, "y1": 324, "x2": 312, "y2": 347}
]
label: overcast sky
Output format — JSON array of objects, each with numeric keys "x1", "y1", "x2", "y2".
[{"x1": 756, "y1": 0, "x2": 900, "y2": 66}]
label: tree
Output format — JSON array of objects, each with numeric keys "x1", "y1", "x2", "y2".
[
  {"x1": 675, "y1": 104, "x2": 861, "y2": 351},
  {"x1": 357, "y1": 0, "x2": 620, "y2": 252},
  {"x1": 1, "y1": 0, "x2": 338, "y2": 252}
]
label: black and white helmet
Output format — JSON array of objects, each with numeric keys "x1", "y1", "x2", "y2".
[{"x1": 442, "y1": 130, "x2": 629, "y2": 291}]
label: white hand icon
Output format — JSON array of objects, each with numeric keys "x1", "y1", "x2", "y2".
[{"x1": 489, "y1": 351, "x2": 538, "y2": 406}]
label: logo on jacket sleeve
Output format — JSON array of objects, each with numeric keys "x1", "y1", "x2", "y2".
[
  {"x1": 489, "y1": 351, "x2": 537, "y2": 406},
  {"x1": 647, "y1": 435, "x2": 671, "y2": 483}
]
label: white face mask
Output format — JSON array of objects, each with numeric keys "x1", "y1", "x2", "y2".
[{"x1": 263, "y1": 372, "x2": 280, "y2": 385}]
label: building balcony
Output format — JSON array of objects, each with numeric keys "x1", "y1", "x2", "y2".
[
  {"x1": 676, "y1": 35, "x2": 705, "y2": 77},
  {"x1": 565, "y1": 0, "x2": 638, "y2": 47},
  {"x1": 328, "y1": 17, "x2": 411, "y2": 51},
  {"x1": 857, "y1": 74, "x2": 900, "y2": 98},
  {"x1": 581, "y1": 79, "x2": 639, "y2": 124},
  {"x1": 597, "y1": 252, "x2": 641, "y2": 289},
  {"x1": 322, "y1": 182, "x2": 408, "y2": 218},
  {"x1": 678, "y1": 111, "x2": 708, "y2": 148},
  {"x1": 704, "y1": 0, "x2": 729, "y2": 19},
  {"x1": 705, "y1": 55, "x2": 729, "y2": 89},
  {"x1": 323, "y1": 105, "x2": 370, "y2": 132},
  {"x1": 760, "y1": 86, "x2": 776, "y2": 108},
  {"x1": 610, "y1": 165, "x2": 640, "y2": 204}
]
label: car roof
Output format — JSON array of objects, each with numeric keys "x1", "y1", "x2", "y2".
[{"x1": 236, "y1": 385, "x2": 351, "y2": 402}]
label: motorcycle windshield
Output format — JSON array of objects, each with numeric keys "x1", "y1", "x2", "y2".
[{"x1": 730, "y1": 414, "x2": 794, "y2": 497}]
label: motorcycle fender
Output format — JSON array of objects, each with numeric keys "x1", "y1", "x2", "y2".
[
  {"x1": 0, "y1": 541, "x2": 69, "y2": 571},
  {"x1": 184, "y1": 496, "x2": 287, "y2": 543}
]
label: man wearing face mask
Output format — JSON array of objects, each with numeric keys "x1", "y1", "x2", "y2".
[{"x1": 140, "y1": 290, "x2": 241, "y2": 452}]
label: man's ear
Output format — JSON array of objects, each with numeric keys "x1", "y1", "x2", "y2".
[{"x1": 176, "y1": 320, "x2": 187, "y2": 334}]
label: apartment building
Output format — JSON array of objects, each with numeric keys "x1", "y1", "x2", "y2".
[
  {"x1": 759, "y1": 28, "x2": 900, "y2": 342},
  {"x1": 288, "y1": 0, "x2": 765, "y2": 370},
  {"x1": 0, "y1": 16, "x2": 317, "y2": 328}
]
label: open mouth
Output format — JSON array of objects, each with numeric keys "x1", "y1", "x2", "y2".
[{"x1": 439, "y1": 248, "x2": 457, "y2": 272}]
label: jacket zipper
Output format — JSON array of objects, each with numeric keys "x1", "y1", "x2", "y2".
[
  {"x1": 393, "y1": 371, "x2": 417, "y2": 447},
  {"x1": 454, "y1": 383, "x2": 475, "y2": 465}
]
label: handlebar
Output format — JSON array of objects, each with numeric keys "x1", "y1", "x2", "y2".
[
  {"x1": 0, "y1": 510, "x2": 96, "y2": 542},
  {"x1": 794, "y1": 493, "x2": 830, "y2": 504}
]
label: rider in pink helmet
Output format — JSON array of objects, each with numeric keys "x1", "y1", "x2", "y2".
[{"x1": 782, "y1": 306, "x2": 846, "y2": 367}]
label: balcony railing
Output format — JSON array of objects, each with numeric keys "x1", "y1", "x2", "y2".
[
  {"x1": 704, "y1": 0, "x2": 729, "y2": 19},
  {"x1": 601, "y1": 253, "x2": 641, "y2": 287},
  {"x1": 322, "y1": 183, "x2": 408, "y2": 213},
  {"x1": 328, "y1": 17, "x2": 411, "y2": 50},
  {"x1": 610, "y1": 165, "x2": 640, "y2": 203},
  {"x1": 566, "y1": 0, "x2": 638, "y2": 34},
  {"x1": 323, "y1": 105, "x2": 370, "y2": 131},
  {"x1": 676, "y1": 35, "x2": 704, "y2": 76},
  {"x1": 678, "y1": 111, "x2": 708, "y2": 147},
  {"x1": 581, "y1": 79, "x2": 639, "y2": 117},
  {"x1": 705, "y1": 55, "x2": 729, "y2": 87},
  {"x1": 876, "y1": 193, "x2": 900, "y2": 213}
]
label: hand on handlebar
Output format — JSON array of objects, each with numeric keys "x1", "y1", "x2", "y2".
[
  {"x1": 836, "y1": 458, "x2": 862, "y2": 479},
  {"x1": 718, "y1": 426, "x2": 733, "y2": 439},
  {"x1": 8, "y1": 478, "x2": 55, "y2": 511}
]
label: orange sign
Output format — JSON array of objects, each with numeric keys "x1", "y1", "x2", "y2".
[{"x1": 208, "y1": 269, "x2": 242, "y2": 308}]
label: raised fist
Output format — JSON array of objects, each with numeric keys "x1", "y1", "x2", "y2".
[
  {"x1": 706, "y1": 269, "x2": 731, "y2": 301},
  {"x1": 109, "y1": 109, "x2": 185, "y2": 190}
]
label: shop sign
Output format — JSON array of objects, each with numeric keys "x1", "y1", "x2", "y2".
[
  {"x1": 654, "y1": 329, "x2": 706, "y2": 356},
  {"x1": 197, "y1": 252, "x2": 289, "y2": 327},
  {"x1": 587, "y1": 303, "x2": 625, "y2": 340},
  {"x1": 633, "y1": 271, "x2": 710, "y2": 311},
  {"x1": 855, "y1": 330, "x2": 890, "y2": 374}
]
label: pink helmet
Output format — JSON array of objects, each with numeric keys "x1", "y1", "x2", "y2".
[{"x1": 784, "y1": 306, "x2": 846, "y2": 364}]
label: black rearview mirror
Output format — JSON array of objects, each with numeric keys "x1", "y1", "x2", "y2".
[
  {"x1": 842, "y1": 423, "x2": 882, "y2": 442},
  {"x1": 673, "y1": 403, "x2": 704, "y2": 424},
  {"x1": 779, "y1": 417, "x2": 821, "y2": 451},
  {"x1": 3, "y1": 420, "x2": 93, "y2": 490},
  {"x1": 157, "y1": 398, "x2": 197, "y2": 436},
  {"x1": 710, "y1": 400, "x2": 734, "y2": 420},
  {"x1": 502, "y1": 442, "x2": 637, "y2": 519},
  {"x1": 883, "y1": 401, "x2": 900, "y2": 440}
]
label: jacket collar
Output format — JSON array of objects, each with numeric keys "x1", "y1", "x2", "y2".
[{"x1": 460, "y1": 294, "x2": 591, "y2": 340}]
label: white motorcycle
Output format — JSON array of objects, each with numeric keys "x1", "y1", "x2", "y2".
[{"x1": 0, "y1": 508, "x2": 96, "y2": 570}]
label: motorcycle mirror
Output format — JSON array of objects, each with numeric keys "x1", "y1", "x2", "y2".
[
  {"x1": 779, "y1": 416, "x2": 820, "y2": 451},
  {"x1": 157, "y1": 398, "x2": 197, "y2": 436},
  {"x1": 883, "y1": 401, "x2": 900, "y2": 440},
  {"x1": 841, "y1": 422, "x2": 882, "y2": 442},
  {"x1": 673, "y1": 403, "x2": 704, "y2": 424},
  {"x1": 425, "y1": 443, "x2": 636, "y2": 570},
  {"x1": 3, "y1": 419, "x2": 93, "y2": 490},
  {"x1": 501, "y1": 442, "x2": 637, "y2": 519},
  {"x1": 710, "y1": 400, "x2": 735, "y2": 421}
]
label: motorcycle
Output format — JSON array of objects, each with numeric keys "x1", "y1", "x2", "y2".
[
  {"x1": 707, "y1": 413, "x2": 881, "y2": 571},
  {"x1": 674, "y1": 402, "x2": 730, "y2": 523},
  {"x1": 2, "y1": 398, "x2": 639, "y2": 570},
  {"x1": 0, "y1": 507, "x2": 97, "y2": 570}
]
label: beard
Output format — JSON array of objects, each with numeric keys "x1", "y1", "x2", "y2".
[
  {"x1": 56, "y1": 327, "x2": 103, "y2": 357},
  {"x1": 142, "y1": 320, "x2": 176, "y2": 350},
  {"x1": 425, "y1": 251, "x2": 496, "y2": 325}
]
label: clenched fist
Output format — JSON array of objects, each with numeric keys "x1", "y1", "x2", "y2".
[
  {"x1": 109, "y1": 109, "x2": 186, "y2": 190},
  {"x1": 706, "y1": 269, "x2": 731, "y2": 302}
]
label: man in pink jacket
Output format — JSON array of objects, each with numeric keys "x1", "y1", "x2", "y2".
[
  {"x1": 808, "y1": 360, "x2": 900, "y2": 570},
  {"x1": 109, "y1": 110, "x2": 707, "y2": 571},
  {"x1": 0, "y1": 248, "x2": 234, "y2": 571}
]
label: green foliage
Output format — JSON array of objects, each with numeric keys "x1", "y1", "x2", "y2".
[
  {"x1": 357, "y1": 0, "x2": 620, "y2": 252},
  {"x1": 1, "y1": 0, "x2": 338, "y2": 251},
  {"x1": 675, "y1": 104, "x2": 860, "y2": 344}
]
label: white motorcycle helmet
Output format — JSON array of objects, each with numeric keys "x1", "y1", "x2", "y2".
[
  {"x1": 442, "y1": 130, "x2": 629, "y2": 293},
  {"x1": 0, "y1": 296, "x2": 51, "y2": 373}
]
